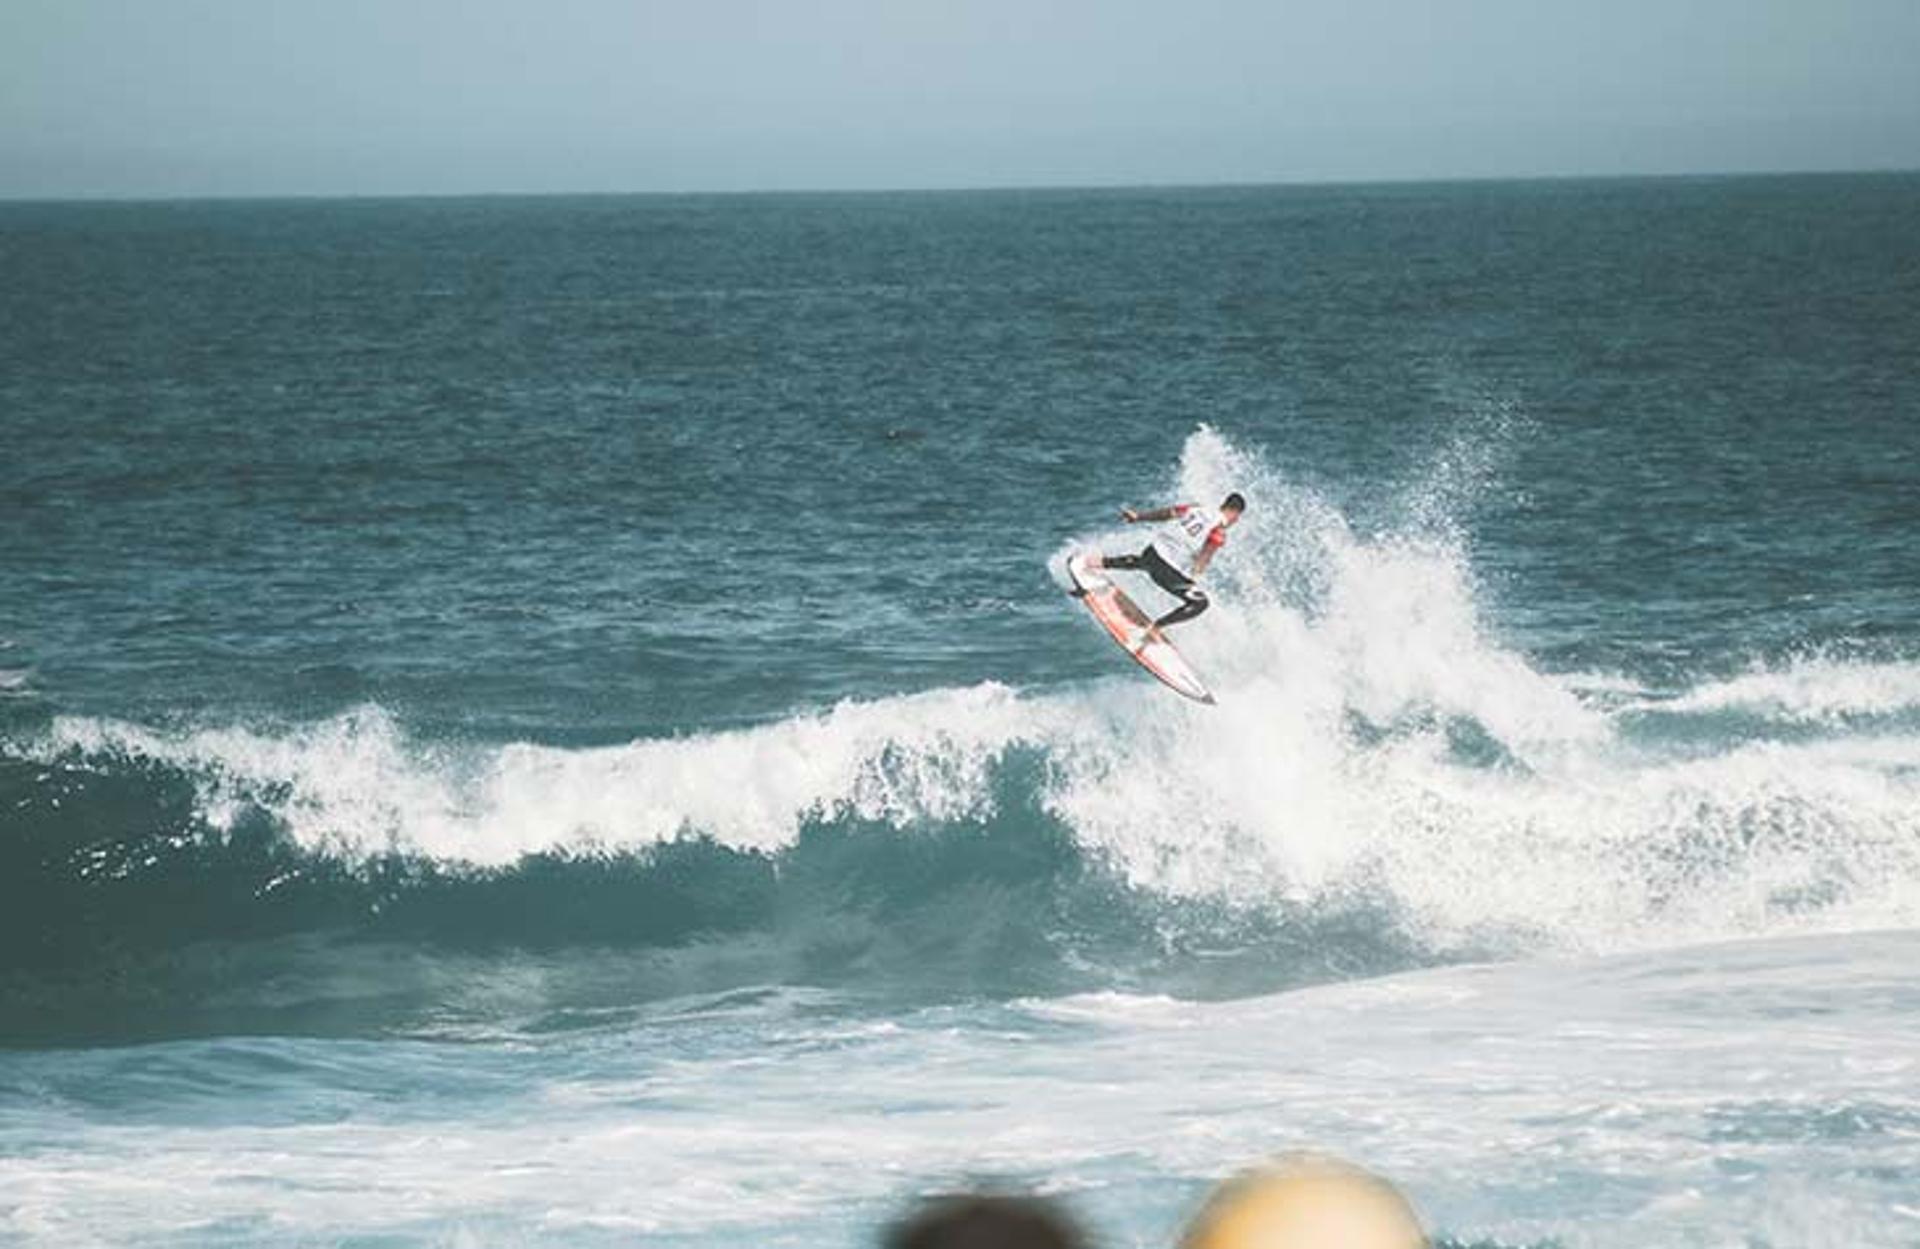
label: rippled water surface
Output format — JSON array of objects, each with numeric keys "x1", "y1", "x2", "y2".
[{"x1": 3, "y1": 175, "x2": 1919, "y2": 1246}]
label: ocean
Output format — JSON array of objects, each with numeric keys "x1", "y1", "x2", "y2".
[{"x1": 2, "y1": 174, "x2": 1918, "y2": 1247}]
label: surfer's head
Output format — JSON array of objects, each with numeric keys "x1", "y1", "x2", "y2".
[
  {"x1": 1221, "y1": 492, "x2": 1247, "y2": 523},
  {"x1": 1179, "y1": 1153, "x2": 1426, "y2": 1249}
]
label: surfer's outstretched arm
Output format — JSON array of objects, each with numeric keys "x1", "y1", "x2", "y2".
[{"x1": 1121, "y1": 505, "x2": 1180, "y2": 523}]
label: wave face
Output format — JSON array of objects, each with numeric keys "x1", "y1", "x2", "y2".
[{"x1": 7, "y1": 429, "x2": 1920, "y2": 1044}]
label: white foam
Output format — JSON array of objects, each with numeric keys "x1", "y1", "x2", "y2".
[
  {"x1": 9, "y1": 932, "x2": 1917, "y2": 1247},
  {"x1": 37, "y1": 683, "x2": 1054, "y2": 866},
  {"x1": 1658, "y1": 657, "x2": 1920, "y2": 723}
]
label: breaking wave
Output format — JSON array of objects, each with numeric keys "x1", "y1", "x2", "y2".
[{"x1": 6, "y1": 429, "x2": 1918, "y2": 1043}]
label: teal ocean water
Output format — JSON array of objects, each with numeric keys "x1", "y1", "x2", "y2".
[{"x1": 3, "y1": 175, "x2": 1919, "y2": 1246}]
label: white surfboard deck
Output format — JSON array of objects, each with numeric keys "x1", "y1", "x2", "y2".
[{"x1": 1066, "y1": 553, "x2": 1216, "y2": 705}]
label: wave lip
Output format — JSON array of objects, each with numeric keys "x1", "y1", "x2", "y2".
[
  {"x1": 1656, "y1": 657, "x2": 1920, "y2": 725},
  {"x1": 28, "y1": 683, "x2": 1048, "y2": 866}
]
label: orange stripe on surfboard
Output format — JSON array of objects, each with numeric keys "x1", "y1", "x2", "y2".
[{"x1": 1066, "y1": 553, "x2": 1216, "y2": 705}]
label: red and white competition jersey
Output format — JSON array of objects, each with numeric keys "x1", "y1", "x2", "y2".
[{"x1": 1150, "y1": 503, "x2": 1228, "y2": 577}]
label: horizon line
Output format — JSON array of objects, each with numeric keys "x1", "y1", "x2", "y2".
[{"x1": 3, "y1": 161, "x2": 1917, "y2": 208}]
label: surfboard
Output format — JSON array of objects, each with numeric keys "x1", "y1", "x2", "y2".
[{"x1": 1066, "y1": 553, "x2": 1216, "y2": 705}]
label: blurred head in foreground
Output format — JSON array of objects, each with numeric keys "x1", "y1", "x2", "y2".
[
  {"x1": 1180, "y1": 1153, "x2": 1427, "y2": 1249},
  {"x1": 886, "y1": 1193, "x2": 1087, "y2": 1249}
]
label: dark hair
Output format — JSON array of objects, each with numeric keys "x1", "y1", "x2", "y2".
[
  {"x1": 886, "y1": 1195, "x2": 1087, "y2": 1249},
  {"x1": 1222, "y1": 492, "x2": 1247, "y2": 513}
]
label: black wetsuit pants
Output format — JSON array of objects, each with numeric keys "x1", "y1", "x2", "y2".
[{"x1": 1103, "y1": 547, "x2": 1210, "y2": 628}]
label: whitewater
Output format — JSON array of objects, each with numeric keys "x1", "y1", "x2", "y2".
[{"x1": 9, "y1": 429, "x2": 1920, "y2": 1249}]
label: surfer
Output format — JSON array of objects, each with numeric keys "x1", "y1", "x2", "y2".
[{"x1": 1090, "y1": 492, "x2": 1245, "y2": 639}]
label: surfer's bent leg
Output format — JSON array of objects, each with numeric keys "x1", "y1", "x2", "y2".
[
  {"x1": 1100, "y1": 549, "x2": 1148, "y2": 571},
  {"x1": 1134, "y1": 548, "x2": 1208, "y2": 629},
  {"x1": 1153, "y1": 586, "x2": 1209, "y2": 629}
]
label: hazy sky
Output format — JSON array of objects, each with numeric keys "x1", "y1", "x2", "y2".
[{"x1": 5, "y1": 0, "x2": 1919, "y2": 197}]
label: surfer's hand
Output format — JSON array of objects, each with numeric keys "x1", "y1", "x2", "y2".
[{"x1": 1120, "y1": 509, "x2": 1138, "y2": 523}]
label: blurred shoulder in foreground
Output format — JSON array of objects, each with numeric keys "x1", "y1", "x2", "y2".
[{"x1": 1181, "y1": 1153, "x2": 1427, "y2": 1249}]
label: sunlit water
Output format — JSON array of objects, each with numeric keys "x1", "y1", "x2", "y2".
[{"x1": 4, "y1": 175, "x2": 1918, "y2": 1246}]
